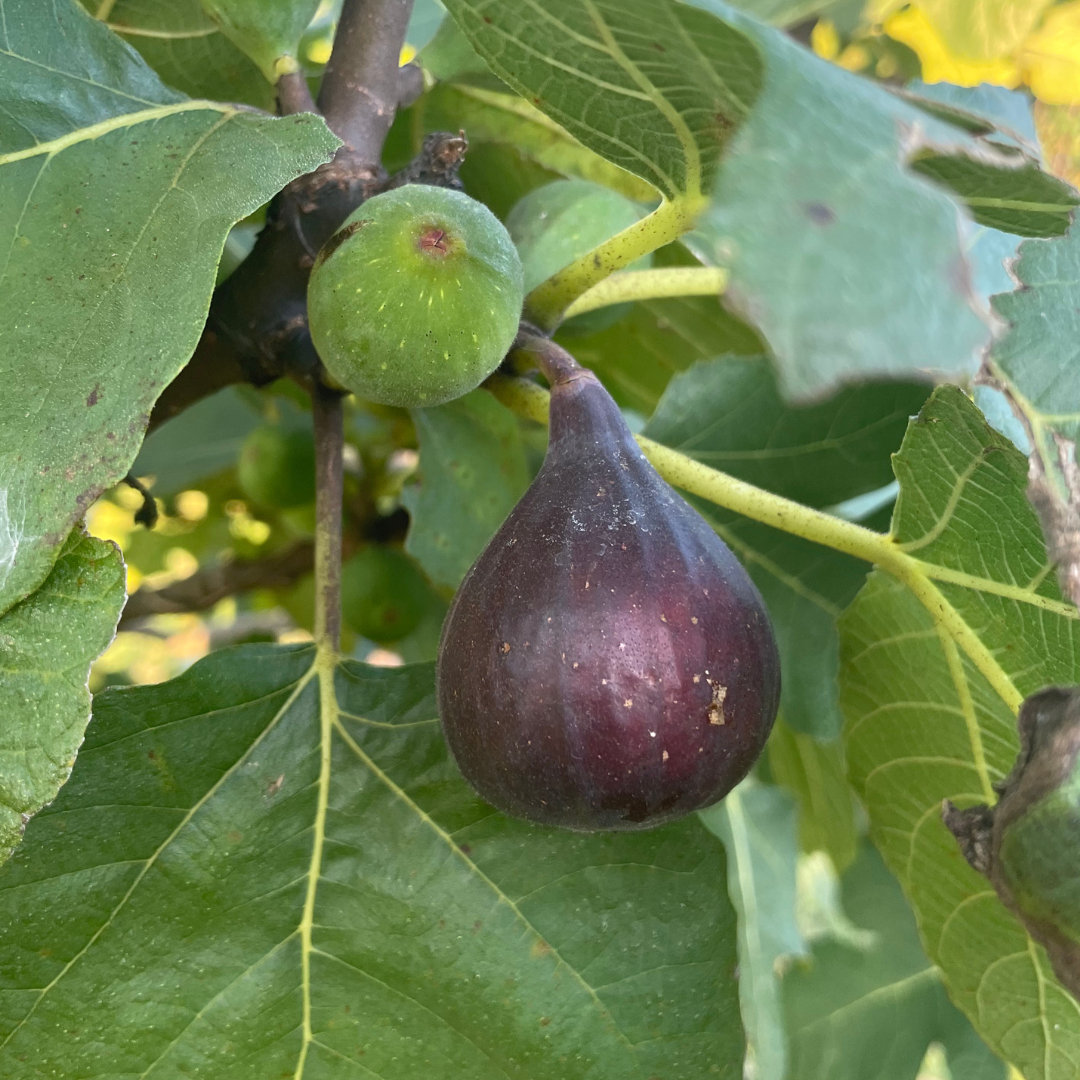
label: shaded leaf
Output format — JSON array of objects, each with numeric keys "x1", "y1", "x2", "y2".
[
  {"x1": 840, "y1": 387, "x2": 1080, "y2": 1078},
  {"x1": 563, "y1": 247, "x2": 764, "y2": 415},
  {"x1": 644, "y1": 356, "x2": 929, "y2": 508},
  {"x1": 702, "y1": 780, "x2": 804, "y2": 1080},
  {"x1": 440, "y1": 0, "x2": 764, "y2": 203},
  {"x1": 909, "y1": 150, "x2": 1077, "y2": 238},
  {"x1": 0, "y1": 643, "x2": 744, "y2": 1078},
  {"x1": 0, "y1": 530, "x2": 124, "y2": 863},
  {"x1": 419, "y1": 84, "x2": 657, "y2": 203},
  {"x1": 767, "y1": 719, "x2": 858, "y2": 871},
  {"x1": 985, "y1": 217, "x2": 1080, "y2": 608},
  {"x1": 784, "y1": 842, "x2": 1005, "y2": 1080},
  {"x1": 699, "y1": 506, "x2": 870, "y2": 738},
  {"x1": 83, "y1": 0, "x2": 274, "y2": 108},
  {"x1": 201, "y1": 0, "x2": 321, "y2": 82},
  {"x1": 404, "y1": 391, "x2": 531, "y2": 589},
  {"x1": 0, "y1": 0, "x2": 339, "y2": 615},
  {"x1": 133, "y1": 386, "x2": 262, "y2": 496}
]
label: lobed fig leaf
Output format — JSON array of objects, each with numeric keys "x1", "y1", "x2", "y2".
[
  {"x1": 945, "y1": 686, "x2": 1080, "y2": 1000},
  {"x1": 237, "y1": 425, "x2": 316, "y2": 509},
  {"x1": 437, "y1": 352, "x2": 781, "y2": 831},
  {"x1": 307, "y1": 184, "x2": 524, "y2": 407}
]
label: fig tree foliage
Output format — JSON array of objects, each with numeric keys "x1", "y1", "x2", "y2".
[{"x1": 4, "y1": 0, "x2": 1080, "y2": 1079}]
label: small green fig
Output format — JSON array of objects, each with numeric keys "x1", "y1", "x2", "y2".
[
  {"x1": 945, "y1": 686, "x2": 1080, "y2": 1000},
  {"x1": 342, "y1": 546, "x2": 431, "y2": 643},
  {"x1": 307, "y1": 184, "x2": 524, "y2": 408},
  {"x1": 237, "y1": 426, "x2": 316, "y2": 510},
  {"x1": 506, "y1": 179, "x2": 652, "y2": 334}
]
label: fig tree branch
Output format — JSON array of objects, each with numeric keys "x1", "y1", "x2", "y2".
[
  {"x1": 118, "y1": 540, "x2": 315, "y2": 627},
  {"x1": 313, "y1": 386, "x2": 345, "y2": 650}
]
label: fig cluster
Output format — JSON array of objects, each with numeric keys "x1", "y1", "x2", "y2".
[{"x1": 436, "y1": 344, "x2": 780, "y2": 831}]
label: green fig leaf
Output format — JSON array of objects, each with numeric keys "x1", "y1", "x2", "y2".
[
  {"x1": 132, "y1": 386, "x2": 263, "y2": 496},
  {"x1": 0, "y1": 530, "x2": 125, "y2": 865},
  {"x1": 563, "y1": 246, "x2": 764, "y2": 415},
  {"x1": 684, "y1": 0, "x2": 997, "y2": 399},
  {"x1": 984, "y1": 217, "x2": 1080, "y2": 612},
  {"x1": 0, "y1": 643, "x2": 744, "y2": 1078},
  {"x1": 784, "y1": 843, "x2": 1006, "y2": 1080},
  {"x1": 404, "y1": 390, "x2": 531, "y2": 589},
  {"x1": 418, "y1": 84, "x2": 658, "y2": 203},
  {"x1": 440, "y1": 0, "x2": 764, "y2": 204},
  {"x1": 200, "y1": 0, "x2": 321, "y2": 83},
  {"x1": 840, "y1": 386, "x2": 1080, "y2": 1078},
  {"x1": 82, "y1": 0, "x2": 274, "y2": 108},
  {"x1": 767, "y1": 720, "x2": 858, "y2": 872},
  {"x1": 701, "y1": 780, "x2": 805, "y2": 1080},
  {"x1": 644, "y1": 357, "x2": 929, "y2": 509},
  {"x1": 0, "y1": 0, "x2": 339, "y2": 617}
]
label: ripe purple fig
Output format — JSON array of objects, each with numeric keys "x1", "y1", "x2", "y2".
[{"x1": 436, "y1": 338, "x2": 780, "y2": 830}]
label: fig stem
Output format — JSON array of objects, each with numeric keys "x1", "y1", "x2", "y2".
[
  {"x1": 512, "y1": 333, "x2": 583, "y2": 386},
  {"x1": 485, "y1": 372, "x2": 1026, "y2": 718},
  {"x1": 312, "y1": 385, "x2": 345, "y2": 651},
  {"x1": 524, "y1": 195, "x2": 707, "y2": 332},
  {"x1": 563, "y1": 267, "x2": 728, "y2": 319}
]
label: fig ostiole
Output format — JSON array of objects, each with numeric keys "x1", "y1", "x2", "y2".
[
  {"x1": 945, "y1": 686, "x2": 1080, "y2": 999},
  {"x1": 436, "y1": 336, "x2": 781, "y2": 831},
  {"x1": 307, "y1": 184, "x2": 524, "y2": 408}
]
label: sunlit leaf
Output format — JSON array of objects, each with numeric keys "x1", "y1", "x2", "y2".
[
  {"x1": 0, "y1": 530, "x2": 124, "y2": 864},
  {"x1": 0, "y1": 0, "x2": 338, "y2": 616},
  {"x1": 0, "y1": 644, "x2": 744, "y2": 1078},
  {"x1": 841, "y1": 387, "x2": 1080, "y2": 1078}
]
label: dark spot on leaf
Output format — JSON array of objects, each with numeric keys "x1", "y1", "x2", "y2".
[
  {"x1": 86, "y1": 384, "x2": 101, "y2": 407},
  {"x1": 651, "y1": 42, "x2": 665, "y2": 51},
  {"x1": 483, "y1": 14, "x2": 493, "y2": 22},
  {"x1": 540, "y1": 1016, "x2": 551, "y2": 1026},
  {"x1": 802, "y1": 202, "x2": 836, "y2": 226},
  {"x1": 459, "y1": 843, "x2": 472, "y2": 855}
]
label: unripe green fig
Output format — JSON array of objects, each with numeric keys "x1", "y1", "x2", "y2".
[
  {"x1": 307, "y1": 184, "x2": 524, "y2": 407},
  {"x1": 945, "y1": 686, "x2": 1080, "y2": 1000},
  {"x1": 237, "y1": 426, "x2": 316, "y2": 509},
  {"x1": 506, "y1": 179, "x2": 652, "y2": 334},
  {"x1": 342, "y1": 546, "x2": 431, "y2": 643},
  {"x1": 437, "y1": 340, "x2": 780, "y2": 831}
]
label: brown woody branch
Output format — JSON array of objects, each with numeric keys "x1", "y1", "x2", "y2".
[{"x1": 118, "y1": 541, "x2": 315, "y2": 628}]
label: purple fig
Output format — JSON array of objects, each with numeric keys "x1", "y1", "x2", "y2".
[{"x1": 436, "y1": 340, "x2": 780, "y2": 831}]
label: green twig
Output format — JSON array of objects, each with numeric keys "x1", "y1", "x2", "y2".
[
  {"x1": 563, "y1": 266, "x2": 727, "y2": 318},
  {"x1": 524, "y1": 196, "x2": 706, "y2": 331}
]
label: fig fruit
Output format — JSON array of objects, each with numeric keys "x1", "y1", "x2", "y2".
[
  {"x1": 945, "y1": 686, "x2": 1080, "y2": 999},
  {"x1": 237, "y1": 425, "x2": 316, "y2": 510},
  {"x1": 307, "y1": 184, "x2": 524, "y2": 407},
  {"x1": 506, "y1": 179, "x2": 652, "y2": 334},
  {"x1": 342, "y1": 546, "x2": 431, "y2": 643},
  {"x1": 436, "y1": 340, "x2": 780, "y2": 831}
]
